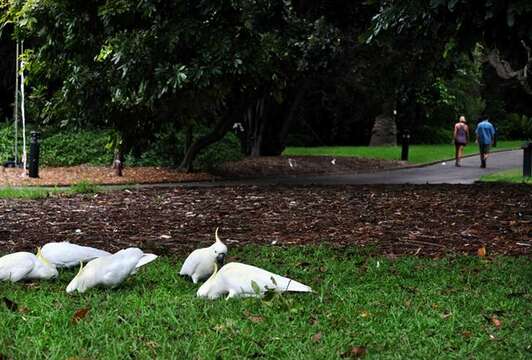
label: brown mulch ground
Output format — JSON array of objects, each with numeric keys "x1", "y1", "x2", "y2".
[
  {"x1": 0, "y1": 165, "x2": 213, "y2": 186},
  {"x1": 0, "y1": 184, "x2": 530, "y2": 257},
  {"x1": 214, "y1": 156, "x2": 406, "y2": 177},
  {"x1": 0, "y1": 156, "x2": 404, "y2": 186}
]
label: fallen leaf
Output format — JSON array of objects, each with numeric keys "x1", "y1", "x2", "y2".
[
  {"x1": 308, "y1": 315, "x2": 319, "y2": 325},
  {"x1": 441, "y1": 312, "x2": 452, "y2": 319},
  {"x1": 462, "y1": 331, "x2": 472, "y2": 338},
  {"x1": 359, "y1": 310, "x2": 369, "y2": 318},
  {"x1": 491, "y1": 316, "x2": 502, "y2": 328},
  {"x1": 213, "y1": 324, "x2": 226, "y2": 332},
  {"x1": 477, "y1": 246, "x2": 486, "y2": 257},
  {"x1": 71, "y1": 308, "x2": 90, "y2": 324},
  {"x1": 18, "y1": 306, "x2": 30, "y2": 314},
  {"x1": 249, "y1": 315, "x2": 264, "y2": 323},
  {"x1": 146, "y1": 341, "x2": 158, "y2": 350},
  {"x1": 244, "y1": 309, "x2": 264, "y2": 323},
  {"x1": 311, "y1": 332, "x2": 322, "y2": 343},
  {"x1": 341, "y1": 346, "x2": 367, "y2": 358},
  {"x1": 3, "y1": 297, "x2": 18, "y2": 312}
]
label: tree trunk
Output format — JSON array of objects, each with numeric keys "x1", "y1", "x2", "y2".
[
  {"x1": 184, "y1": 125, "x2": 193, "y2": 154},
  {"x1": 279, "y1": 78, "x2": 311, "y2": 146},
  {"x1": 249, "y1": 116, "x2": 266, "y2": 157},
  {"x1": 113, "y1": 148, "x2": 124, "y2": 176},
  {"x1": 369, "y1": 100, "x2": 397, "y2": 146},
  {"x1": 179, "y1": 117, "x2": 235, "y2": 172}
]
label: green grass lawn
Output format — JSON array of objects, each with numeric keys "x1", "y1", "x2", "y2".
[
  {"x1": 0, "y1": 181, "x2": 100, "y2": 199},
  {"x1": 480, "y1": 168, "x2": 532, "y2": 184},
  {"x1": 1, "y1": 246, "x2": 530, "y2": 359},
  {"x1": 0, "y1": 187, "x2": 63, "y2": 199},
  {"x1": 283, "y1": 141, "x2": 524, "y2": 164}
]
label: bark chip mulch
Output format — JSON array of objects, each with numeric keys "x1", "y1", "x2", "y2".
[
  {"x1": 215, "y1": 156, "x2": 405, "y2": 178},
  {"x1": 0, "y1": 184, "x2": 529, "y2": 257},
  {"x1": 0, "y1": 156, "x2": 405, "y2": 186},
  {"x1": 0, "y1": 165, "x2": 212, "y2": 186}
]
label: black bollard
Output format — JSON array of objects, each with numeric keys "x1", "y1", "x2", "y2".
[
  {"x1": 29, "y1": 131, "x2": 40, "y2": 178},
  {"x1": 401, "y1": 131, "x2": 410, "y2": 161},
  {"x1": 523, "y1": 141, "x2": 532, "y2": 177}
]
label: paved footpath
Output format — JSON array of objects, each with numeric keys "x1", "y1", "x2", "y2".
[{"x1": 178, "y1": 149, "x2": 523, "y2": 187}]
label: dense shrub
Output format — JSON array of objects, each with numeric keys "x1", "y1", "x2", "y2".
[
  {"x1": 40, "y1": 130, "x2": 114, "y2": 166},
  {"x1": 496, "y1": 113, "x2": 532, "y2": 140},
  {"x1": 126, "y1": 123, "x2": 243, "y2": 170},
  {"x1": 0, "y1": 123, "x2": 16, "y2": 163},
  {"x1": 1, "y1": 122, "x2": 243, "y2": 169},
  {"x1": 411, "y1": 126, "x2": 453, "y2": 144}
]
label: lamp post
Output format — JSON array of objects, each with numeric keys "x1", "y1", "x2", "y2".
[
  {"x1": 28, "y1": 131, "x2": 40, "y2": 178},
  {"x1": 401, "y1": 131, "x2": 410, "y2": 161},
  {"x1": 523, "y1": 141, "x2": 532, "y2": 177}
]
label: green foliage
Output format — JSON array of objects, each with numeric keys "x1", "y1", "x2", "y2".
[
  {"x1": 0, "y1": 122, "x2": 16, "y2": 162},
  {"x1": 127, "y1": 124, "x2": 243, "y2": 170},
  {"x1": 413, "y1": 126, "x2": 453, "y2": 145},
  {"x1": 2, "y1": 0, "x2": 343, "y2": 161},
  {"x1": 0, "y1": 246, "x2": 530, "y2": 358},
  {"x1": 40, "y1": 130, "x2": 114, "y2": 166},
  {"x1": 497, "y1": 114, "x2": 532, "y2": 140}
]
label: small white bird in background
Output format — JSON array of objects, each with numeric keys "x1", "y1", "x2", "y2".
[
  {"x1": 41, "y1": 242, "x2": 111, "y2": 268},
  {"x1": 180, "y1": 227, "x2": 228, "y2": 284},
  {"x1": 0, "y1": 248, "x2": 58, "y2": 282},
  {"x1": 66, "y1": 248, "x2": 157, "y2": 293},
  {"x1": 197, "y1": 262, "x2": 312, "y2": 300}
]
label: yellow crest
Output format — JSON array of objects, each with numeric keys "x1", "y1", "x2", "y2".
[
  {"x1": 76, "y1": 261, "x2": 84, "y2": 276},
  {"x1": 36, "y1": 247, "x2": 51, "y2": 266}
]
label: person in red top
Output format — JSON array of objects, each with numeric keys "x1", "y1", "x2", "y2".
[{"x1": 453, "y1": 116, "x2": 469, "y2": 167}]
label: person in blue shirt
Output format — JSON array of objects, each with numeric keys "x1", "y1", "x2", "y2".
[{"x1": 475, "y1": 116, "x2": 496, "y2": 168}]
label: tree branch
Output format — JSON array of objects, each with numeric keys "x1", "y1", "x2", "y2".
[{"x1": 486, "y1": 41, "x2": 532, "y2": 96}]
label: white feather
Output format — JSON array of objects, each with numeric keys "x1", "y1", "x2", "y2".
[
  {"x1": 197, "y1": 262, "x2": 312, "y2": 300},
  {"x1": 66, "y1": 248, "x2": 156, "y2": 293},
  {"x1": 0, "y1": 251, "x2": 58, "y2": 282},
  {"x1": 41, "y1": 242, "x2": 111, "y2": 268},
  {"x1": 180, "y1": 228, "x2": 228, "y2": 283}
]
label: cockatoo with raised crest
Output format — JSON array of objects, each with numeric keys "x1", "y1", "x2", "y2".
[
  {"x1": 180, "y1": 228, "x2": 228, "y2": 283},
  {"x1": 66, "y1": 248, "x2": 157, "y2": 293},
  {"x1": 41, "y1": 242, "x2": 111, "y2": 268},
  {"x1": 0, "y1": 248, "x2": 58, "y2": 282},
  {"x1": 197, "y1": 262, "x2": 312, "y2": 300}
]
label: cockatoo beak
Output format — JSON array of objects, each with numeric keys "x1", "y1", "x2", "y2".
[{"x1": 216, "y1": 253, "x2": 225, "y2": 267}]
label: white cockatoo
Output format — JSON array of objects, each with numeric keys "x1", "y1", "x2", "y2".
[
  {"x1": 41, "y1": 242, "x2": 111, "y2": 268},
  {"x1": 197, "y1": 262, "x2": 313, "y2": 300},
  {"x1": 179, "y1": 228, "x2": 228, "y2": 283},
  {"x1": 66, "y1": 248, "x2": 157, "y2": 293},
  {"x1": 0, "y1": 248, "x2": 58, "y2": 282}
]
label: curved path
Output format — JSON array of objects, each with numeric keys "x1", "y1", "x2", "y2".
[{"x1": 178, "y1": 149, "x2": 522, "y2": 187}]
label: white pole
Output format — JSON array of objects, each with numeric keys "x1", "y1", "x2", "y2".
[
  {"x1": 20, "y1": 41, "x2": 27, "y2": 175},
  {"x1": 14, "y1": 41, "x2": 19, "y2": 164}
]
